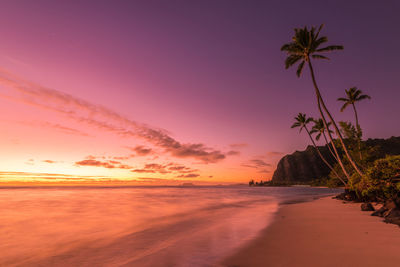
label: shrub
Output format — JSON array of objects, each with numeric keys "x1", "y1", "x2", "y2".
[{"x1": 349, "y1": 155, "x2": 400, "y2": 200}]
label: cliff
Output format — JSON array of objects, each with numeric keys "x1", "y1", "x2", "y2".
[
  {"x1": 271, "y1": 145, "x2": 336, "y2": 184},
  {"x1": 271, "y1": 136, "x2": 400, "y2": 185}
]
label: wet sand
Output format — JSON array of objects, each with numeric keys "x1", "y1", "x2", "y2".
[{"x1": 223, "y1": 197, "x2": 400, "y2": 267}]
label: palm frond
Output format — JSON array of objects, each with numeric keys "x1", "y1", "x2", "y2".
[
  {"x1": 311, "y1": 36, "x2": 327, "y2": 50},
  {"x1": 316, "y1": 45, "x2": 344, "y2": 52},
  {"x1": 357, "y1": 94, "x2": 371, "y2": 101},
  {"x1": 314, "y1": 24, "x2": 324, "y2": 40},
  {"x1": 281, "y1": 43, "x2": 302, "y2": 52},
  {"x1": 312, "y1": 54, "x2": 330, "y2": 60},
  {"x1": 296, "y1": 61, "x2": 305, "y2": 77},
  {"x1": 353, "y1": 89, "x2": 361, "y2": 99},
  {"x1": 285, "y1": 55, "x2": 302, "y2": 69},
  {"x1": 337, "y1": 97, "x2": 348, "y2": 102},
  {"x1": 291, "y1": 122, "x2": 301, "y2": 128},
  {"x1": 309, "y1": 129, "x2": 317, "y2": 134},
  {"x1": 340, "y1": 102, "x2": 350, "y2": 112}
]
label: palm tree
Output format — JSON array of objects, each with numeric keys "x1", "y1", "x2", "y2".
[
  {"x1": 338, "y1": 87, "x2": 371, "y2": 160},
  {"x1": 281, "y1": 24, "x2": 363, "y2": 179},
  {"x1": 310, "y1": 118, "x2": 337, "y2": 161},
  {"x1": 291, "y1": 113, "x2": 346, "y2": 186}
]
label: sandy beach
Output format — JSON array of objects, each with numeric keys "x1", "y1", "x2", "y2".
[{"x1": 222, "y1": 197, "x2": 400, "y2": 267}]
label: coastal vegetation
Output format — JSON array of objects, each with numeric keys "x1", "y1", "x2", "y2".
[{"x1": 250, "y1": 24, "x2": 400, "y2": 225}]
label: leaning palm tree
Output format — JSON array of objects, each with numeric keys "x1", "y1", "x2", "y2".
[
  {"x1": 291, "y1": 113, "x2": 346, "y2": 186},
  {"x1": 281, "y1": 24, "x2": 363, "y2": 179},
  {"x1": 338, "y1": 87, "x2": 371, "y2": 160},
  {"x1": 310, "y1": 118, "x2": 337, "y2": 161}
]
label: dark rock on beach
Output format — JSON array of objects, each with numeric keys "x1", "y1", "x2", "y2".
[
  {"x1": 361, "y1": 203, "x2": 375, "y2": 211},
  {"x1": 335, "y1": 192, "x2": 400, "y2": 227},
  {"x1": 384, "y1": 209, "x2": 400, "y2": 226},
  {"x1": 334, "y1": 190, "x2": 361, "y2": 202},
  {"x1": 371, "y1": 207, "x2": 387, "y2": 217},
  {"x1": 369, "y1": 198, "x2": 400, "y2": 227}
]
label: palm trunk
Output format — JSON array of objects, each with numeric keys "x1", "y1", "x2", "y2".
[
  {"x1": 322, "y1": 132, "x2": 338, "y2": 162},
  {"x1": 308, "y1": 61, "x2": 364, "y2": 177},
  {"x1": 352, "y1": 103, "x2": 363, "y2": 161},
  {"x1": 307, "y1": 61, "x2": 351, "y2": 180},
  {"x1": 305, "y1": 127, "x2": 346, "y2": 186}
]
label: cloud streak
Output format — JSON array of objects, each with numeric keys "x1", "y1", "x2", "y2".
[
  {"x1": 266, "y1": 151, "x2": 284, "y2": 157},
  {"x1": 43, "y1": 160, "x2": 57, "y2": 164},
  {"x1": 229, "y1": 143, "x2": 248, "y2": 149},
  {"x1": 0, "y1": 69, "x2": 226, "y2": 163},
  {"x1": 130, "y1": 145, "x2": 153, "y2": 156},
  {"x1": 131, "y1": 162, "x2": 198, "y2": 175},
  {"x1": 242, "y1": 159, "x2": 271, "y2": 173},
  {"x1": 75, "y1": 159, "x2": 133, "y2": 169}
]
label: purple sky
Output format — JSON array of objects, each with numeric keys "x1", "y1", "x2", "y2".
[{"x1": 0, "y1": 0, "x2": 399, "y2": 183}]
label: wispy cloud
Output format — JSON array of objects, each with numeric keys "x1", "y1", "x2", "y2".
[
  {"x1": 25, "y1": 159, "x2": 35, "y2": 165},
  {"x1": 227, "y1": 150, "x2": 240, "y2": 156},
  {"x1": 75, "y1": 159, "x2": 133, "y2": 169},
  {"x1": 177, "y1": 173, "x2": 200, "y2": 178},
  {"x1": 266, "y1": 151, "x2": 284, "y2": 157},
  {"x1": 43, "y1": 160, "x2": 57, "y2": 164},
  {"x1": 0, "y1": 69, "x2": 226, "y2": 163},
  {"x1": 0, "y1": 171, "x2": 110, "y2": 182},
  {"x1": 130, "y1": 145, "x2": 153, "y2": 156},
  {"x1": 16, "y1": 121, "x2": 90, "y2": 137},
  {"x1": 112, "y1": 156, "x2": 133, "y2": 160},
  {"x1": 242, "y1": 159, "x2": 271, "y2": 173},
  {"x1": 229, "y1": 143, "x2": 248, "y2": 149},
  {"x1": 131, "y1": 162, "x2": 198, "y2": 175},
  {"x1": 75, "y1": 159, "x2": 116, "y2": 169}
]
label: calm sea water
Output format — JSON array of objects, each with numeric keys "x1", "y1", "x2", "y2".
[{"x1": 0, "y1": 186, "x2": 341, "y2": 267}]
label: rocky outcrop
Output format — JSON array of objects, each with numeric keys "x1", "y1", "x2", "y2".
[
  {"x1": 371, "y1": 198, "x2": 400, "y2": 227},
  {"x1": 337, "y1": 192, "x2": 400, "y2": 227},
  {"x1": 271, "y1": 136, "x2": 400, "y2": 185},
  {"x1": 271, "y1": 145, "x2": 336, "y2": 185}
]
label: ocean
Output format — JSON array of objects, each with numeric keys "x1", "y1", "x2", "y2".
[{"x1": 0, "y1": 186, "x2": 342, "y2": 266}]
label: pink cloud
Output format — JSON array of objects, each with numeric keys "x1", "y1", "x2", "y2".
[
  {"x1": 43, "y1": 160, "x2": 57, "y2": 164},
  {"x1": 229, "y1": 143, "x2": 248, "y2": 149},
  {"x1": 130, "y1": 145, "x2": 153, "y2": 156},
  {"x1": 177, "y1": 173, "x2": 200, "y2": 178},
  {"x1": 0, "y1": 70, "x2": 226, "y2": 164},
  {"x1": 227, "y1": 150, "x2": 240, "y2": 156},
  {"x1": 75, "y1": 159, "x2": 116, "y2": 169},
  {"x1": 75, "y1": 159, "x2": 133, "y2": 170}
]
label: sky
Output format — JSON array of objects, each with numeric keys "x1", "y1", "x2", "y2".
[{"x1": 0, "y1": 0, "x2": 399, "y2": 185}]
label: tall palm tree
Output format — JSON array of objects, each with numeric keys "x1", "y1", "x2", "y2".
[
  {"x1": 291, "y1": 113, "x2": 346, "y2": 186},
  {"x1": 281, "y1": 24, "x2": 363, "y2": 179},
  {"x1": 310, "y1": 118, "x2": 337, "y2": 161},
  {"x1": 338, "y1": 87, "x2": 371, "y2": 160}
]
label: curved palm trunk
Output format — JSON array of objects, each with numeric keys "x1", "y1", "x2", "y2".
[
  {"x1": 316, "y1": 90, "x2": 350, "y2": 180},
  {"x1": 307, "y1": 62, "x2": 350, "y2": 180},
  {"x1": 304, "y1": 127, "x2": 346, "y2": 186},
  {"x1": 308, "y1": 61, "x2": 364, "y2": 178},
  {"x1": 322, "y1": 132, "x2": 338, "y2": 162},
  {"x1": 352, "y1": 103, "x2": 363, "y2": 161}
]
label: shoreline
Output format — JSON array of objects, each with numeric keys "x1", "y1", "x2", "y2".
[{"x1": 221, "y1": 196, "x2": 400, "y2": 267}]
